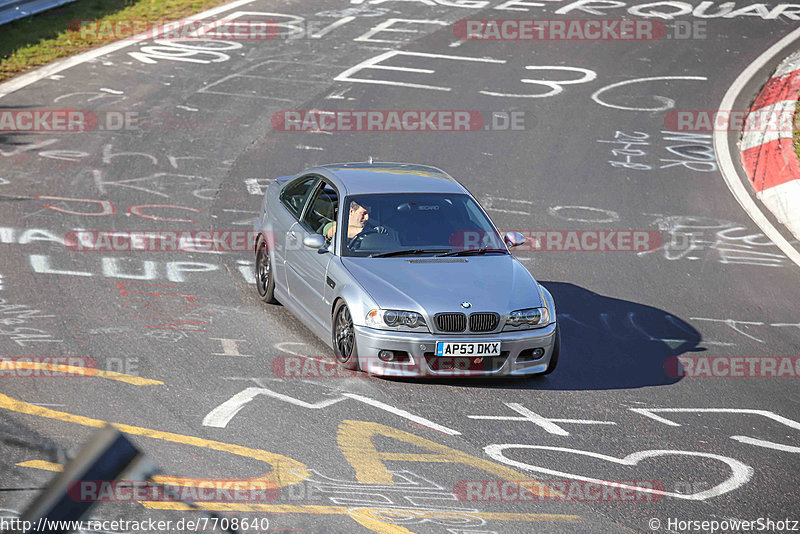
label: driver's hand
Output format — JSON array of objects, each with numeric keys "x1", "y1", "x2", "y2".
[{"x1": 374, "y1": 226, "x2": 388, "y2": 234}]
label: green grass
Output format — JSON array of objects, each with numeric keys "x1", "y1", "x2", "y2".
[
  {"x1": 0, "y1": 0, "x2": 232, "y2": 82},
  {"x1": 795, "y1": 100, "x2": 800, "y2": 161}
]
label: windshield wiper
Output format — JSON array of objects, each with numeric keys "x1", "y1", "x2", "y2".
[
  {"x1": 371, "y1": 249, "x2": 451, "y2": 258},
  {"x1": 438, "y1": 247, "x2": 508, "y2": 257}
]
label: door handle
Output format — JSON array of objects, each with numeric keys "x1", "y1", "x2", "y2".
[{"x1": 288, "y1": 231, "x2": 296, "y2": 240}]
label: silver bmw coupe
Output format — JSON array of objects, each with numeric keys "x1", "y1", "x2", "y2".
[{"x1": 253, "y1": 162, "x2": 559, "y2": 377}]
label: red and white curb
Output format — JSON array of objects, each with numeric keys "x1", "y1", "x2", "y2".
[{"x1": 740, "y1": 51, "x2": 800, "y2": 240}]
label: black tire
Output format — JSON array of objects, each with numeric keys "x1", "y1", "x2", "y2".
[
  {"x1": 255, "y1": 238, "x2": 277, "y2": 304},
  {"x1": 542, "y1": 323, "x2": 560, "y2": 375},
  {"x1": 332, "y1": 301, "x2": 359, "y2": 370}
]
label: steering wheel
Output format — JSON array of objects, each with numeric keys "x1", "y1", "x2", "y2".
[{"x1": 348, "y1": 229, "x2": 380, "y2": 250}]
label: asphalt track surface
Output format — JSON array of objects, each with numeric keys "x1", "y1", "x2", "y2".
[{"x1": 1, "y1": 2, "x2": 799, "y2": 533}]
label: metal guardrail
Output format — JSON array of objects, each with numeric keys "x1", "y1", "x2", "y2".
[{"x1": 0, "y1": 0, "x2": 77, "y2": 26}]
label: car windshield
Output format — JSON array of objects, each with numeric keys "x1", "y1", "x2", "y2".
[{"x1": 340, "y1": 193, "x2": 505, "y2": 257}]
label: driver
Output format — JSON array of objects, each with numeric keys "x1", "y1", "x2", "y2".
[{"x1": 324, "y1": 201, "x2": 369, "y2": 240}]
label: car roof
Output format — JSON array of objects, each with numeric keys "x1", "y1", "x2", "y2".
[{"x1": 309, "y1": 162, "x2": 468, "y2": 195}]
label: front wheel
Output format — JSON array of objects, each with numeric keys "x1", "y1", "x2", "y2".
[
  {"x1": 542, "y1": 324, "x2": 560, "y2": 375},
  {"x1": 255, "y1": 239, "x2": 277, "y2": 304},
  {"x1": 332, "y1": 301, "x2": 359, "y2": 370}
]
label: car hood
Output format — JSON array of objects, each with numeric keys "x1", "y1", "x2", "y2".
[{"x1": 341, "y1": 255, "x2": 542, "y2": 315}]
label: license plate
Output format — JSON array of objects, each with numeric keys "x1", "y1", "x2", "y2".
[{"x1": 435, "y1": 341, "x2": 501, "y2": 357}]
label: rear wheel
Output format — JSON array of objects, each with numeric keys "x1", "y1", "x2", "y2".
[
  {"x1": 255, "y1": 239, "x2": 277, "y2": 304},
  {"x1": 332, "y1": 301, "x2": 359, "y2": 370},
  {"x1": 542, "y1": 324, "x2": 560, "y2": 375}
]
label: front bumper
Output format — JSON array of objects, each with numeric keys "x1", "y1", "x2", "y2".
[{"x1": 353, "y1": 323, "x2": 557, "y2": 377}]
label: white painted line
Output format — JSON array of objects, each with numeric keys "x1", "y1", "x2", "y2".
[
  {"x1": 354, "y1": 18, "x2": 447, "y2": 44},
  {"x1": 274, "y1": 342, "x2": 312, "y2": 356},
  {"x1": 341, "y1": 393, "x2": 461, "y2": 436},
  {"x1": 325, "y1": 88, "x2": 350, "y2": 100},
  {"x1": 485, "y1": 196, "x2": 535, "y2": 205},
  {"x1": 630, "y1": 408, "x2": 800, "y2": 430},
  {"x1": 548, "y1": 419, "x2": 617, "y2": 425},
  {"x1": 0, "y1": 0, "x2": 257, "y2": 100},
  {"x1": 468, "y1": 403, "x2": 616, "y2": 436},
  {"x1": 311, "y1": 15, "x2": 356, "y2": 38},
  {"x1": 591, "y1": 76, "x2": 707, "y2": 112},
  {"x1": 731, "y1": 435, "x2": 800, "y2": 453},
  {"x1": 202, "y1": 389, "x2": 261, "y2": 427},
  {"x1": 469, "y1": 403, "x2": 569, "y2": 436},
  {"x1": 713, "y1": 27, "x2": 800, "y2": 269},
  {"x1": 484, "y1": 444, "x2": 753, "y2": 501},
  {"x1": 368, "y1": 65, "x2": 436, "y2": 73},
  {"x1": 202, "y1": 387, "x2": 346, "y2": 428},
  {"x1": 334, "y1": 50, "x2": 504, "y2": 92},
  {"x1": 698, "y1": 341, "x2": 736, "y2": 347},
  {"x1": 629, "y1": 408, "x2": 682, "y2": 426},
  {"x1": 209, "y1": 337, "x2": 252, "y2": 357},
  {"x1": 484, "y1": 207, "x2": 530, "y2": 215}
]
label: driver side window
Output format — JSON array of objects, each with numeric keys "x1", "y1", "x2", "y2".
[
  {"x1": 280, "y1": 176, "x2": 317, "y2": 219},
  {"x1": 301, "y1": 182, "x2": 339, "y2": 238}
]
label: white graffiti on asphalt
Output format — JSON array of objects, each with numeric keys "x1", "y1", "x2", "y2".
[
  {"x1": 484, "y1": 444, "x2": 753, "y2": 501},
  {"x1": 0, "y1": 298, "x2": 62, "y2": 346},
  {"x1": 640, "y1": 213, "x2": 786, "y2": 267},
  {"x1": 597, "y1": 131, "x2": 717, "y2": 172}
]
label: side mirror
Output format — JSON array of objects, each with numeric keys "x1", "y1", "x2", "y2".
[
  {"x1": 303, "y1": 234, "x2": 327, "y2": 250},
  {"x1": 503, "y1": 231, "x2": 526, "y2": 248}
]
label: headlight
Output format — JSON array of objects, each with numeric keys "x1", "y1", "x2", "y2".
[
  {"x1": 366, "y1": 309, "x2": 428, "y2": 331},
  {"x1": 504, "y1": 307, "x2": 550, "y2": 330}
]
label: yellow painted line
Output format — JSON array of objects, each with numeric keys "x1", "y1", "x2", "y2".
[
  {"x1": 0, "y1": 362, "x2": 162, "y2": 386},
  {"x1": 143, "y1": 502, "x2": 349, "y2": 513},
  {"x1": 0, "y1": 393, "x2": 308, "y2": 489},
  {"x1": 142, "y1": 502, "x2": 582, "y2": 524},
  {"x1": 143, "y1": 502, "x2": 415, "y2": 534},
  {"x1": 337, "y1": 420, "x2": 558, "y2": 497},
  {"x1": 349, "y1": 507, "x2": 582, "y2": 526},
  {"x1": 478, "y1": 512, "x2": 583, "y2": 522},
  {"x1": 17, "y1": 460, "x2": 63, "y2": 471},
  {"x1": 20, "y1": 463, "x2": 411, "y2": 534},
  {"x1": 21, "y1": 464, "x2": 580, "y2": 530},
  {"x1": 3, "y1": 399, "x2": 577, "y2": 533}
]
